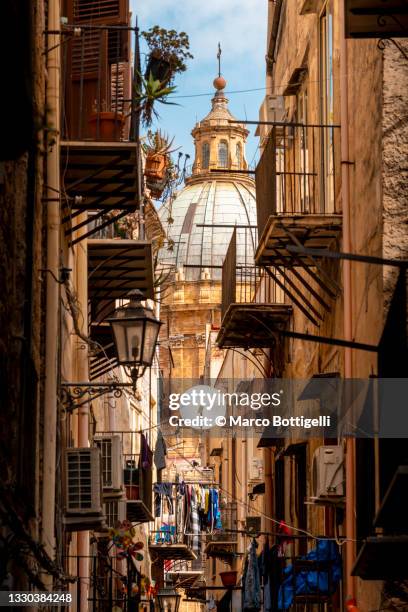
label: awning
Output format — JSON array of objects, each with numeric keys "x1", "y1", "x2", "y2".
[
  {"x1": 87, "y1": 239, "x2": 154, "y2": 379},
  {"x1": 61, "y1": 142, "x2": 139, "y2": 246},
  {"x1": 257, "y1": 436, "x2": 285, "y2": 449},
  {"x1": 88, "y1": 239, "x2": 154, "y2": 323}
]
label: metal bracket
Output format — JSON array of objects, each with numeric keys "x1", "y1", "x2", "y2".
[{"x1": 60, "y1": 381, "x2": 134, "y2": 411}]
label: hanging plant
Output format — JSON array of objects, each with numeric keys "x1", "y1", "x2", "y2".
[
  {"x1": 143, "y1": 130, "x2": 179, "y2": 198},
  {"x1": 142, "y1": 26, "x2": 193, "y2": 85},
  {"x1": 134, "y1": 72, "x2": 178, "y2": 127}
]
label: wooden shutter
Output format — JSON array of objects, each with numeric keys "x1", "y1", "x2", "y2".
[
  {"x1": 62, "y1": 0, "x2": 130, "y2": 139},
  {"x1": 72, "y1": 0, "x2": 127, "y2": 24}
]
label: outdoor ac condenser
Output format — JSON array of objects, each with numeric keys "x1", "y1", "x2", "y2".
[
  {"x1": 94, "y1": 434, "x2": 123, "y2": 494},
  {"x1": 65, "y1": 447, "x2": 103, "y2": 515},
  {"x1": 311, "y1": 445, "x2": 344, "y2": 499}
]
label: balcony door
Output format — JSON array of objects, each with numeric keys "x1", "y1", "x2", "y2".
[{"x1": 319, "y1": 2, "x2": 335, "y2": 213}]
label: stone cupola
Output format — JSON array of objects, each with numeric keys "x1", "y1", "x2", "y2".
[{"x1": 188, "y1": 76, "x2": 250, "y2": 182}]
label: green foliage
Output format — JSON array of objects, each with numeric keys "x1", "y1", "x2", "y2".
[
  {"x1": 143, "y1": 129, "x2": 177, "y2": 156},
  {"x1": 134, "y1": 72, "x2": 178, "y2": 127},
  {"x1": 142, "y1": 26, "x2": 194, "y2": 77}
]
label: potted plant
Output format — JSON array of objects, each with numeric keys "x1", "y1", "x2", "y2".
[
  {"x1": 143, "y1": 130, "x2": 177, "y2": 182},
  {"x1": 142, "y1": 26, "x2": 193, "y2": 86},
  {"x1": 219, "y1": 570, "x2": 238, "y2": 587},
  {"x1": 88, "y1": 99, "x2": 125, "y2": 141}
]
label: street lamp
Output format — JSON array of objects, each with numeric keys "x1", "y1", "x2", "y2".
[
  {"x1": 108, "y1": 289, "x2": 162, "y2": 387},
  {"x1": 61, "y1": 289, "x2": 162, "y2": 410},
  {"x1": 156, "y1": 582, "x2": 181, "y2": 612}
]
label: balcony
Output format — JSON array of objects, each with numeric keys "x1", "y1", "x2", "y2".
[
  {"x1": 353, "y1": 465, "x2": 408, "y2": 579},
  {"x1": 274, "y1": 537, "x2": 341, "y2": 611},
  {"x1": 254, "y1": 124, "x2": 342, "y2": 325},
  {"x1": 255, "y1": 123, "x2": 342, "y2": 266},
  {"x1": 217, "y1": 228, "x2": 292, "y2": 349},
  {"x1": 344, "y1": 1, "x2": 408, "y2": 39},
  {"x1": 149, "y1": 477, "x2": 220, "y2": 563},
  {"x1": 205, "y1": 502, "x2": 238, "y2": 561},
  {"x1": 60, "y1": 23, "x2": 140, "y2": 245},
  {"x1": 167, "y1": 559, "x2": 204, "y2": 589}
]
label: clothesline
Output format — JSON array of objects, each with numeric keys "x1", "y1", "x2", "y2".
[{"x1": 152, "y1": 481, "x2": 219, "y2": 486}]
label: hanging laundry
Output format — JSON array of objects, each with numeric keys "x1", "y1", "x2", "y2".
[
  {"x1": 208, "y1": 487, "x2": 222, "y2": 530},
  {"x1": 140, "y1": 433, "x2": 152, "y2": 469},
  {"x1": 153, "y1": 430, "x2": 167, "y2": 471},
  {"x1": 153, "y1": 482, "x2": 173, "y2": 517},
  {"x1": 190, "y1": 485, "x2": 200, "y2": 554},
  {"x1": 155, "y1": 525, "x2": 176, "y2": 544},
  {"x1": 243, "y1": 539, "x2": 261, "y2": 612}
]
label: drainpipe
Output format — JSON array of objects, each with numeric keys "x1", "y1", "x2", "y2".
[
  {"x1": 41, "y1": 0, "x2": 61, "y2": 585},
  {"x1": 340, "y1": 1, "x2": 356, "y2": 603},
  {"x1": 263, "y1": 448, "x2": 273, "y2": 540},
  {"x1": 76, "y1": 222, "x2": 90, "y2": 611}
]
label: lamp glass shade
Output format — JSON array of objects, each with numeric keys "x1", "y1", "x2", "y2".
[
  {"x1": 108, "y1": 293, "x2": 162, "y2": 369},
  {"x1": 156, "y1": 588, "x2": 181, "y2": 612}
]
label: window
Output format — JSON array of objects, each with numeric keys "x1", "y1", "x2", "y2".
[
  {"x1": 202, "y1": 142, "x2": 210, "y2": 169},
  {"x1": 296, "y1": 87, "x2": 310, "y2": 212},
  {"x1": 236, "y1": 142, "x2": 242, "y2": 169},
  {"x1": 218, "y1": 140, "x2": 228, "y2": 168},
  {"x1": 320, "y1": 2, "x2": 335, "y2": 212}
]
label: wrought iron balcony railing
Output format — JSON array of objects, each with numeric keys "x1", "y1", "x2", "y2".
[
  {"x1": 218, "y1": 227, "x2": 292, "y2": 350},
  {"x1": 255, "y1": 122, "x2": 341, "y2": 240},
  {"x1": 272, "y1": 536, "x2": 342, "y2": 611}
]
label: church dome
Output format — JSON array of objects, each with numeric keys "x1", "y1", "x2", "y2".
[{"x1": 158, "y1": 74, "x2": 257, "y2": 281}]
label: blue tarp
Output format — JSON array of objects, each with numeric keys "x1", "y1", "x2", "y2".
[{"x1": 278, "y1": 539, "x2": 341, "y2": 610}]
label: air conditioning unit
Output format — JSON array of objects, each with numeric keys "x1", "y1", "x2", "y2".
[
  {"x1": 94, "y1": 435, "x2": 123, "y2": 494},
  {"x1": 249, "y1": 458, "x2": 263, "y2": 481},
  {"x1": 312, "y1": 445, "x2": 344, "y2": 500},
  {"x1": 65, "y1": 447, "x2": 103, "y2": 515},
  {"x1": 267, "y1": 95, "x2": 285, "y2": 122},
  {"x1": 104, "y1": 498, "x2": 126, "y2": 529}
]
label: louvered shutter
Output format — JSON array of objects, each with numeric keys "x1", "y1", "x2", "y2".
[
  {"x1": 62, "y1": 0, "x2": 130, "y2": 139},
  {"x1": 72, "y1": 0, "x2": 127, "y2": 25}
]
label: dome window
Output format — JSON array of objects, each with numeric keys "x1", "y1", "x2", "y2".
[
  {"x1": 202, "y1": 142, "x2": 210, "y2": 169},
  {"x1": 218, "y1": 140, "x2": 228, "y2": 169},
  {"x1": 236, "y1": 143, "x2": 242, "y2": 169}
]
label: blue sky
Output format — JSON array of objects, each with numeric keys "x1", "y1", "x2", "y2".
[{"x1": 130, "y1": 0, "x2": 268, "y2": 168}]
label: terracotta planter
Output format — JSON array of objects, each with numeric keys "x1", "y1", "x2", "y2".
[
  {"x1": 146, "y1": 175, "x2": 167, "y2": 199},
  {"x1": 88, "y1": 112, "x2": 125, "y2": 141},
  {"x1": 219, "y1": 571, "x2": 238, "y2": 587},
  {"x1": 144, "y1": 153, "x2": 167, "y2": 180}
]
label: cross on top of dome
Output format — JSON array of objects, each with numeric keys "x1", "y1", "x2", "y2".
[{"x1": 213, "y1": 42, "x2": 227, "y2": 91}]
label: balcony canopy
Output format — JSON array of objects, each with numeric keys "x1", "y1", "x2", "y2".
[{"x1": 61, "y1": 142, "x2": 139, "y2": 246}]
